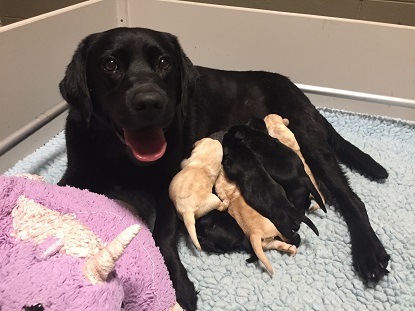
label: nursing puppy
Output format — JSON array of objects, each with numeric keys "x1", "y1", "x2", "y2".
[
  {"x1": 222, "y1": 130, "x2": 319, "y2": 246},
  {"x1": 235, "y1": 119, "x2": 326, "y2": 214},
  {"x1": 215, "y1": 167, "x2": 297, "y2": 275},
  {"x1": 264, "y1": 114, "x2": 326, "y2": 211},
  {"x1": 169, "y1": 137, "x2": 228, "y2": 250},
  {"x1": 196, "y1": 210, "x2": 252, "y2": 254}
]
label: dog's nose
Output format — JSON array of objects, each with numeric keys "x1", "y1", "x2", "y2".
[{"x1": 132, "y1": 92, "x2": 165, "y2": 112}]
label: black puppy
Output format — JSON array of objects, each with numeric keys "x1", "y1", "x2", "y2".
[
  {"x1": 234, "y1": 118, "x2": 326, "y2": 213},
  {"x1": 196, "y1": 210, "x2": 274, "y2": 266},
  {"x1": 222, "y1": 131, "x2": 319, "y2": 246},
  {"x1": 59, "y1": 27, "x2": 389, "y2": 310},
  {"x1": 196, "y1": 210, "x2": 252, "y2": 254}
]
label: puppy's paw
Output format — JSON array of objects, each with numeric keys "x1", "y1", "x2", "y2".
[
  {"x1": 289, "y1": 232, "x2": 301, "y2": 247},
  {"x1": 221, "y1": 199, "x2": 230, "y2": 209},
  {"x1": 352, "y1": 233, "x2": 390, "y2": 283},
  {"x1": 309, "y1": 203, "x2": 320, "y2": 212}
]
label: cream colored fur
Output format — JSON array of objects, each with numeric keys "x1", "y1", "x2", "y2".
[
  {"x1": 264, "y1": 114, "x2": 325, "y2": 211},
  {"x1": 169, "y1": 138, "x2": 229, "y2": 250},
  {"x1": 214, "y1": 168, "x2": 297, "y2": 275}
]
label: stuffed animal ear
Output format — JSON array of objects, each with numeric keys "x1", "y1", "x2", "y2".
[
  {"x1": 59, "y1": 33, "x2": 100, "y2": 126},
  {"x1": 165, "y1": 33, "x2": 199, "y2": 121}
]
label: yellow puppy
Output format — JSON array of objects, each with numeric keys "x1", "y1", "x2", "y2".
[
  {"x1": 214, "y1": 168, "x2": 296, "y2": 275},
  {"x1": 264, "y1": 114, "x2": 325, "y2": 211},
  {"x1": 169, "y1": 138, "x2": 228, "y2": 250}
]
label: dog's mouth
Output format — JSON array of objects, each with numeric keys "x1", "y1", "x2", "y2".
[{"x1": 114, "y1": 124, "x2": 167, "y2": 162}]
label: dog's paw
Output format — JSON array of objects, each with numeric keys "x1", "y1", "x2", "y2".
[
  {"x1": 352, "y1": 233, "x2": 390, "y2": 283},
  {"x1": 176, "y1": 278, "x2": 198, "y2": 311}
]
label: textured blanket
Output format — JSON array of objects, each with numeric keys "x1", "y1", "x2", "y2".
[{"x1": 5, "y1": 108, "x2": 415, "y2": 310}]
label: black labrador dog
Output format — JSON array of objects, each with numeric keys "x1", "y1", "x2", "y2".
[{"x1": 58, "y1": 27, "x2": 390, "y2": 310}]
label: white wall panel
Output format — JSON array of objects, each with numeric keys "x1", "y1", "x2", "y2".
[
  {"x1": 129, "y1": 1, "x2": 415, "y2": 101},
  {"x1": 0, "y1": 0, "x2": 118, "y2": 172}
]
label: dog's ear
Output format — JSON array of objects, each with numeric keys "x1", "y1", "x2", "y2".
[
  {"x1": 166, "y1": 33, "x2": 199, "y2": 121},
  {"x1": 59, "y1": 33, "x2": 99, "y2": 125},
  {"x1": 247, "y1": 117, "x2": 268, "y2": 133},
  {"x1": 234, "y1": 130, "x2": 245, "y2": 142}
]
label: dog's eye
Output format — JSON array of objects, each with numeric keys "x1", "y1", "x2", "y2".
[
  {"x1": 102, "y1": 57, "x2": 118, "y2": 72},
  {"x1": 158, "y1": 57, "x2": 170, "y2": 71}
]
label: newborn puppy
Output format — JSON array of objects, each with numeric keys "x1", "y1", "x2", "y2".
[
  {"x1": 234, "y1": 119, "x2": 326, "y2": 213},
  {"x1": 222, "y1": 131, "x2": 319, "y2": 246},
  {"x1": 264, "y1": 114, "x2": 326, "y2": 211},
  {"x1": 196, "y1": 210, "x2": 251, "y2": 254},
  {"x1": 215, "y1": 167, "x2": 297, "y2": 275},
  {"x1": 169, "y1": 137, "x2": 229, "y2": 250}
]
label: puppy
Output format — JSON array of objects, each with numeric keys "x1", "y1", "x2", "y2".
[
  {"x1": 215, "y1": 167, "x2": 297, "y2": 275},
  {"x1": 264, "y1": 114, "x2": 326, "y2": 211},
  {"x1": 233, "y1": 119, "x2": 326, "y2": 214},
  {"x1": 169, "y1": 138, "x2": 228, "y2": 250},
  {"x1": 196, "y1": 210, "x2": 252, "y2": 254},
  {"x1": 222, "y1": 131, "x2": 319, "y2": 247}
]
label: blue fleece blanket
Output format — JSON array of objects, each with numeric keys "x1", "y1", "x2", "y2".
[{"x1": 5, "y1": 108, "x2": 415, "y2": 310}]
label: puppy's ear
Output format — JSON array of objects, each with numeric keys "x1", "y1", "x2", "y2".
[
  {"x1": 59, "y1": 34, "x2": 98, "y2": 125},
  {"x1": 166, "y1": 33, "x2": 199, "y2": 121},
  {"x1": 247, "y1": 117, "x2": 267, "y2": 133},
  {"x1": 234, "y1": 131, "x2": 245, "y2": 142}
]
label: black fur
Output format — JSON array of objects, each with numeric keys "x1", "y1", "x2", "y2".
[
  {"x1": 195, "y1": 210, "x2": 264, "y2": 265},
  {"x1": 222, "y1": 132, "x2": 319, "y2": 245},
  {"x1": 231, "y1": 118, "x2": 326, "y2": 213},
  {"x1": 58, "y1": 27, "x2": 390, "y2": 310},
  {"x1": 196, "y1": 210, "x2": 252, "y2": 254}
]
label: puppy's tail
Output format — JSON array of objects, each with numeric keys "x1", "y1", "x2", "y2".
[
  {"x1": 250, "y1": 234, "x2": 274, "y2": 275},
  {"x1": 322, "y1": 116, "x2": 388, "y2": 179},
  {"x1": 282, "y1": 203, "x2": 319, "y2": 236},
  {"x1": 301, "y1": 214, "x2": 319, "y2": 236},
  {"x1": 183, "y1": 212, "x2": 202, "y2": 251},
  {"x1": 308, "y1": 179, "x2": 327, "y2": 213}
]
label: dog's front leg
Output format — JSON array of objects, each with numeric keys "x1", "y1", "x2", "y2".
[
  {"x1": 153, "y1": 190, "x2": 198, "y2": 311},
  {"x1": 301, "y1": 141, "x2": 390, "y2": 282}
]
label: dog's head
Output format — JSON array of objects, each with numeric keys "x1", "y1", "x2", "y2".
[
  {"x1": 196, "y1": 210, "x2": 249, "y2": 254},
  {"x1": 60, "y1": 27, "x2": 198, "y2": 163},
  {"x1": 222, "y1": 124, "x2": 249, "y2": 159}
]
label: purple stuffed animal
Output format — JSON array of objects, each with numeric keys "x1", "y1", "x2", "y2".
[{"x1": 0, "y1": 174, "x2": 182, "y2": 311}]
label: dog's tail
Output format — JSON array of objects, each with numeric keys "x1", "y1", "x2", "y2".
[
  {"x1": 250, "y1": 234, "x2": 274, "y2": 275},
  {"x1": 307, "y1": 179, "x2": 327, "y2": 213},
  {"x1": 321, "y1": 116, "x2": 388, "y2": 179},
  {"x1": 301, "y1": 214, "x2": 319, "y2": 236},
  {"x1": 283, "y1": 204, "x2": 319, "y2": 236},
  {"x1": 183, "y1": 212, "x2": 202, "y2": 251}
]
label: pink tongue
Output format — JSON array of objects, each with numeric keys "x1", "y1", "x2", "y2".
[{"x1": 123, "y1": 127, "x2": 167, "y2": 162}]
